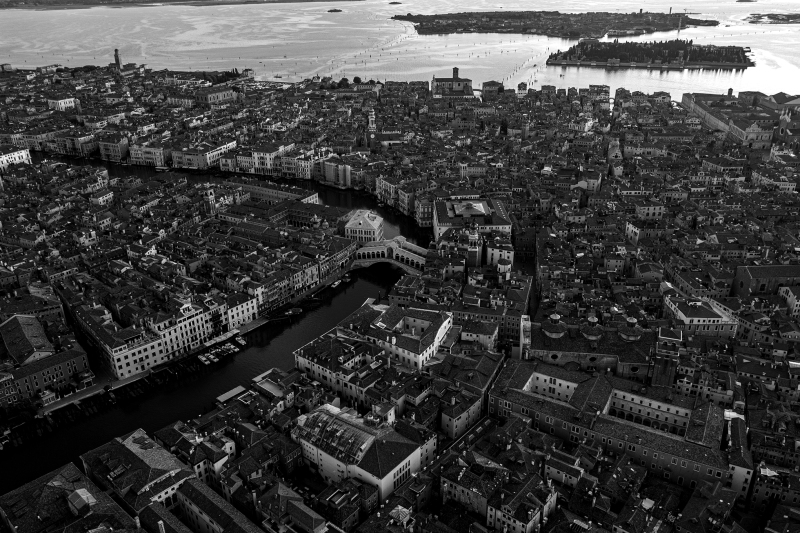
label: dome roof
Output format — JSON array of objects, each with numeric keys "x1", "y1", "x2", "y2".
[
  {"x1": 542, "y1": 320, "x2": 567, "y2": 339},
  {"x1": 580, "y1": 323, "x2": 604, "y2": 341}
]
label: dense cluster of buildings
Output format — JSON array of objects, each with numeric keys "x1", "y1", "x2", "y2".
[{"x1": 2, "y1": 58, "x2": 800, "y2": 533}]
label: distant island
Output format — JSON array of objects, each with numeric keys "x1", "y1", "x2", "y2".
[
  {"x1": 328, "y1": 7, "x2": 341, "y2": 12},
  {"x1": 746, "y1": 13, "x2": 800, "y2": 24},
  {"x1": 547, "y1": 39, "x2": 754, "y2": 70},
  {"x1": 392, "y1": 11, "x2": 719, "y2": 39}
]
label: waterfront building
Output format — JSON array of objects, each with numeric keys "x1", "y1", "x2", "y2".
[
  {"x1": 171, "y1": 139, "x2": 237, "y2": 170},
  {"x1": 72, "y1": 293, "x2": 232, "y2": 380},
  {"x1": 129, "y1": 141, "x2": 174, "y2": 167},
  {"x1": 0, "y1": 145, "x2": 31, "y2": 170},
  {"x1": 96, "y1": 132, "x2": 129, "y2": 163},
  {"x1": 227, "y1": 178, "x2": 318, "y2": 204},
  {"x1": 344, "y1": 210, "x2": 384, "y2": 243},
  {"x1": 340, "y1": 301, "x2": 452, "y2": 370}
]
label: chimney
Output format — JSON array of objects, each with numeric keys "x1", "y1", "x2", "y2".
[
  {"x1": 157, "y1": 521, "x2": 165, "y2": 533},
  {"x1": 453, "y1": 67, "x2": 459, "y2": 80},
  {"x1": 252, "y1": 490, "x2": 257, "y2": 509},
  {"x1": 135, "y1": 517, "x2": 141, "y2": 531}
]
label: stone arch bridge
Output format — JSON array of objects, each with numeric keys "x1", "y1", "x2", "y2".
[{"x1": 350, "y1": 236, "x2": 428, "y2": 275}]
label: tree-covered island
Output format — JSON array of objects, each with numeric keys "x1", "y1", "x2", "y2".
[{"x1": 392, "y1": 11, "x2": 719, "y2": 39}]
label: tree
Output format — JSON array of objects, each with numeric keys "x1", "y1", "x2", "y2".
[
  {"x1": 337, "y1": 77, "x2": 350, "y2": 89},
  {"x1": 353, "y1": 76, "x2": 362, "y2": 84}
]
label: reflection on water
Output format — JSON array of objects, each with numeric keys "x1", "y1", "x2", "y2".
[{"x1": 1, "y1": 0, "x2": 798, "y2": 99}]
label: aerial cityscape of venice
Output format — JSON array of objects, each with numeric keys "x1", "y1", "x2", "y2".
[{"x1": 0, "y1": 1, "x2": 799, "y2": 533}]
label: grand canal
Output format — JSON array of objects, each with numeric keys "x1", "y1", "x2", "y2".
[{"x1": 0, "y1": 169, "x2": 413, "y2": 491}]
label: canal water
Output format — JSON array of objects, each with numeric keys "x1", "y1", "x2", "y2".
[{"x1": 0, "y1": 262, "x2": 402, "y2": 494}]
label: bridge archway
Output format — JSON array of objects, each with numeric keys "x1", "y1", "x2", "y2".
[{"x1": 349, "y1": 236, "x2": 427, "y2": 275}]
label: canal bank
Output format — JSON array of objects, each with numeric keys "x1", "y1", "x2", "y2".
[{"x1": 0, "y1": 263, "x2": 402, "y2": 494}]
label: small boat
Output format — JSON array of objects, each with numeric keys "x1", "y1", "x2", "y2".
[
  {"x1": 343, "y1": 274, "x2": 352, "y2": 282},
  {"x1": 331, "y1": 280, "x2": 342, "y2": 289},
  {"x1": 207, "y1": 354, "x2": 219, "y2": 363},
  {"x1": 155, "y1": 166, "x2": 169, "y2": 172},
  {"x1": 235, "y1": 336, "x2": 246, "y2": 346},
  {"x1": 285, "y1": 308, "x2": 303, "y2": 316},
  {"x1": 198, "y1": 355, "x2": 211, "y2": 365}
]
